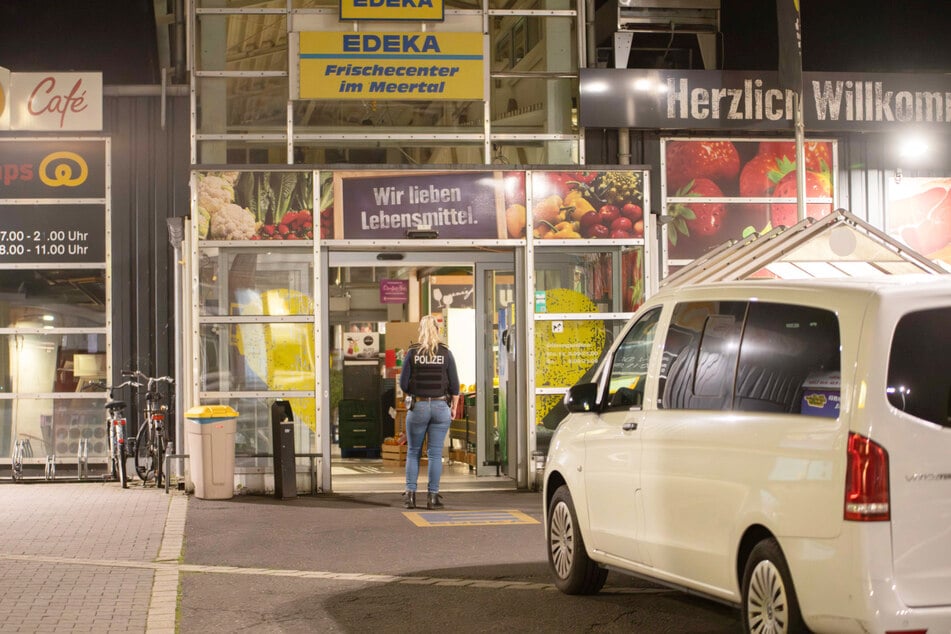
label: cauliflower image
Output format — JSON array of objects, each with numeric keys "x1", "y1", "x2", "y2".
[
  {"x1": 197, "y1": 172, "x2": 256, "y2": 240},
  {"x1": 197, "y1": 207, "x2": 210, "y2": 239},
  {"x1": 198, "y1": 175, "x2": 234, "y2": 208},
  {"x1": 209, "y1": 202, "x2": 256, "y2": 240}
]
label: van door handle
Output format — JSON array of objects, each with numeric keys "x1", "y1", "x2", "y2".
[{"x1": 622, "y1": 422, "x2": 638, "y2": 431}]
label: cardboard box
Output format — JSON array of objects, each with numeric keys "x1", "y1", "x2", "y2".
[
  {"x1": 382, "y1": 443, "x2": 427, "y2": 467},
  {"x1": 384, "y1": 322, "x2": 419, "y2": 356}
]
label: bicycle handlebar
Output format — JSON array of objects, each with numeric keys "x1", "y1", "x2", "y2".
[{"x1": 122, "y1": 370, "x2": 175, "y2": 391}]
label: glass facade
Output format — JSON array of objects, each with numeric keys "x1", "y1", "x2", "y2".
[{"x1": 191, "y1": 1, "x2": 583, "y2": 166}]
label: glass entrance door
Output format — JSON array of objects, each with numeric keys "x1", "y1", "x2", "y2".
[
  {"x1": 322, "y1": 249, "x2": 518, "y2": 492},
  {"x1": 474, "y1": 263, "x2": 518, "y2": 479}
]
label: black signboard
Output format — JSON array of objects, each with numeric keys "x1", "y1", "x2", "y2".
[
  {"x1": 0, "y1": 205, "x2": 105, "y2": 263},
  {"x1": 580, "y1": 69, "x2": 951, "y2": 132},
  {"x1": 0, "y1": 140, "x2": 107, "y2": 199},
  {"x1": 336, "y1": 171, "x2": 505, "y2": 239}
]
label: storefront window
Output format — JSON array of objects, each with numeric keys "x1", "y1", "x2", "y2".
[
  {"x1": 199, "y1": 248, "x2": 314, "y2": 316},
  {"x1": 195, "y1": 13, "x2": 288, "y2": 72},
  {"x1": 196, "y1": 77, "x2": 289, "y2": 134},
  {"x1": 192, "y1": 396, "x2": 317, "y2": 460},
  {"x1": 491, "y1": 78, "x2": 577, "y2": 135},
  {"x1": 0, "y1": 269, "x2": 106, "y2": 328},
  {"x1": 294, "y1": 100, "x2": 485, "y2": 133}
]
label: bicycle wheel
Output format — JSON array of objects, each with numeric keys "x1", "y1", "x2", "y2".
[{"x1": 134, "y1": 424, "x2": 156, "y2": 482}]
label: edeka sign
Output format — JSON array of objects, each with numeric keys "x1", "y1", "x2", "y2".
[
  {"x1": 0, "y1": 139, "x2": 107, "y2": 199},
  {"x1": 580, "y1": 69, "x2": 951, "y2": 132},
  {"x1": 298, "y1": 32, "x2": 483, "y2": 101},
  {"x1": 333, "y1": 170, "x2": 506, "y2": 239},
  {"x1": 340, "y1": 0, "x2": 444, "y2": 22},
  {"x1": 9, "y1": 72, "x2": 103, "y2": 131}
]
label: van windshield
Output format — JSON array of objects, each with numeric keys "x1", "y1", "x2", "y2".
[{"x1": 886, "y1": 307, "x2": 951, "y2": 428}]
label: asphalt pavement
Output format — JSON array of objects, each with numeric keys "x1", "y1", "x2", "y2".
[{"x1": 0, "y1": 482, "x2": 741, "y2": 633}]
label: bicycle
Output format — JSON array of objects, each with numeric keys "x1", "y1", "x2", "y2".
[
  {"x1": 123, "y1": 370, "x2": 174, "y2": 487},
  {"x1": 84, "y1": 379, "x2": 141, "y2": 487}
]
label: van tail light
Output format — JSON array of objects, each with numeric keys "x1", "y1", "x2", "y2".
[{"x1": 845, "y1": 432, "x2": 890, "y2": 521}]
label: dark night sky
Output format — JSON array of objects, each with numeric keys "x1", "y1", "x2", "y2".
[
  {"x1": 0, "y1": 1, "x2": 949, "y2": 83},
  {"x1": 723, "y1": 1, "x2": 951, "y2": 73}
]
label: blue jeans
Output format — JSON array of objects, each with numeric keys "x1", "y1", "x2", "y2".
[{"x1": 404, "y1": 399, "x2": 451, "y2": 493}]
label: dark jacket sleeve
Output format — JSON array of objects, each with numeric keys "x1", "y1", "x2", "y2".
[
  {"x1": 399, "y1": 348, "x2": 413, "y2": 393},
  {"x1": 445, "y1": 348, "x2": 461, "y2": 396}
]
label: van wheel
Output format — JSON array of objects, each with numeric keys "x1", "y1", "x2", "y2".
[
  {"x1": 741, "y1": 538, "x2": 807, "y2": 634},
  {"x1": 547, "y1": 485, "x2": 607, "y2": 595}
]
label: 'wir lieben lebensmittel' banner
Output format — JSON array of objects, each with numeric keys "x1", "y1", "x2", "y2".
[{"x1": 298, "y1": 31, "x2": 483, "y2": 101}]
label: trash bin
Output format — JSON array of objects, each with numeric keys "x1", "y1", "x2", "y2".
[{"x1": 185, "y1": 405, "x2": 239, "y2": 500}]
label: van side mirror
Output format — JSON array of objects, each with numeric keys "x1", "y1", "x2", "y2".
[{"x1": 564, "y1": 382, "x2": 599, "y2": 413}]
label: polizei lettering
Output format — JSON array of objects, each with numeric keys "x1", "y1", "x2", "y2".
[
  {"x1": 414, "y1": 354, "x2": 445, "y2": 365},
  {"x1": 342, "y1": 34, "x2": 440, "y2": 54}
]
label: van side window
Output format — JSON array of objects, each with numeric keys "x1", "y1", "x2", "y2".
[
  {"x1": 605, "y1": 307, "x2": 661, "y2": 410},
  {"x1": 735, "y1": 302, "x2": 841, "y2": 416},
  {"x1": 659, "y1": 301, "x2": 746, "y2": 410},
  {"x1": 887, "y1": 307, "x2": 951, "y2": 427}
]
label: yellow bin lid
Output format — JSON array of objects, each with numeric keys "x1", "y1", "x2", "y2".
[{"x1": 185, "y1": 405, "x2": 239, "y2": 420}]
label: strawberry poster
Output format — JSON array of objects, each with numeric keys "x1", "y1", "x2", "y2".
[
  {"x1": 664, "y1": 138, "x2": 835, "y2": 261},
  {"x1": 887, "y1": 177, "x2": 951, "y2": 265}
]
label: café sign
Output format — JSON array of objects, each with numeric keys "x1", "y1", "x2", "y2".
[{"x1": 0, "y1": 71, "x2": 103, "y2": 132}]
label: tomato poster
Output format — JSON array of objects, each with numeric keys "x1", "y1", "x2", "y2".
[
  {"x1": 886, "y1": 177, "x2": 951, "y2": 265},
  {"x1": 663, "y1": 138, "x2": 836, "y2": 261}
]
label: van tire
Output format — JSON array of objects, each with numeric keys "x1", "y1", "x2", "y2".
[
  {"x1": 741, "y1": 538, "x2": 808, "y2": 634},
  {"x1": 547, "y1": 485, "x2": 607, "y2": 595}
]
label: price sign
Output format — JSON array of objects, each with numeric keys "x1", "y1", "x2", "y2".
[{"x1": 0, "y1": 204, "x2": 105, "y2": 263}]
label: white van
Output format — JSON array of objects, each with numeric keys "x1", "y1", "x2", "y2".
[{"x1": 543, "y1": 275, "x2": 951, "y2": 634}]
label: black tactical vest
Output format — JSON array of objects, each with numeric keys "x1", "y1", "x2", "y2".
[{"x1": 408, "y1": 343, "x2": 449, "y2": 397}]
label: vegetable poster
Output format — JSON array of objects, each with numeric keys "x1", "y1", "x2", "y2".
[
  {"x1": 196, "y1": 171, "x2": 317, "y2": 241},
  {"x1": 663, "y1": 138, "x2": 835, "y2": 261}
]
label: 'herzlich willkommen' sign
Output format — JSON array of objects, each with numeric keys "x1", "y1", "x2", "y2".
[{"x1": 580, "y1": 69, "x2": 951, "y2": 132}]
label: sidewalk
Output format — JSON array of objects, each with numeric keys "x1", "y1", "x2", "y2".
[
  {"x1": 0, "y1": 483, "x2": 551, "y2": 633},
  {"x1": 0, "y1": 482, "x2": 184, "y2": 633},
  {"x1": 0, "y1": 482, "x2": 739, "y2": 633}
]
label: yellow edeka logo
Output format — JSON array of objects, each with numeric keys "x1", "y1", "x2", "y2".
[{"x1": 39, "y1": 151, "x2": 88, "y2": 187}]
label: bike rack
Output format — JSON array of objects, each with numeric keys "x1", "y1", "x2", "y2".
[
  {"x1": 44, "y1": 454, "x2": 55, "y2": 480},
  {"x1": 77, "y1": 438, "x2": 89, "y2": 480},
  {"x1": 163, "y1": 451, "x2": 324, "y2": 495},
  {"x1": 11, "y1": 439, "x2": 32, "y2": 481},
  {"x1": 164, "y1": 446, "x2": 188, "y2": 494}
]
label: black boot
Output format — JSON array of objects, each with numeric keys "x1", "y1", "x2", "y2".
[
  {"x1": 427, "y1": 493, "x2": 444, "y2": 510},
  {"x1": 403, "y1": 491, "x2": 416, "y2": 509}
]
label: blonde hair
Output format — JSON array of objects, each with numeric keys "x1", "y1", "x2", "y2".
[{"x1": 417, "y1": 315, "x2": 442, "y2": 356}]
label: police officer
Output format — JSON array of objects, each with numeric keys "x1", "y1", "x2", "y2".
[{"x1": 400, "y1": 315, "x2": 460, "y2": 509}]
